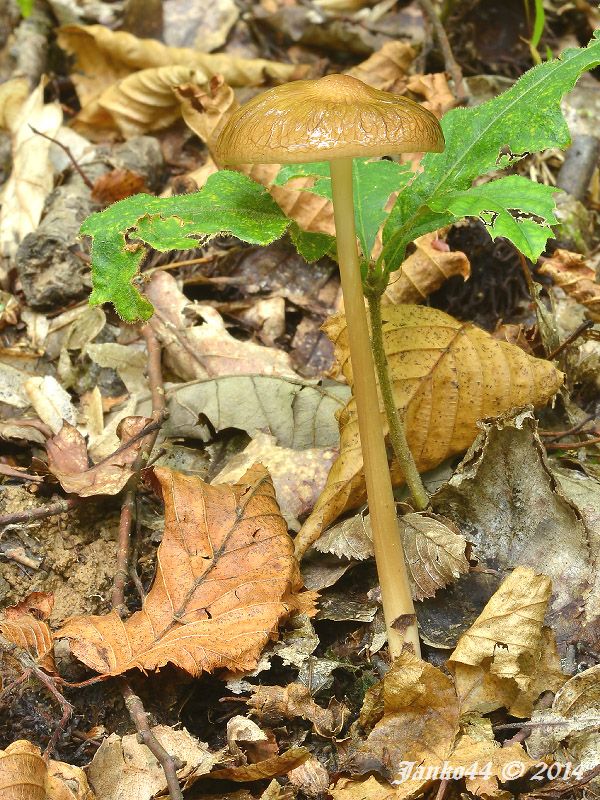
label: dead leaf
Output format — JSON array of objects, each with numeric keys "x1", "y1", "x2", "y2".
[
  {"x1": 176, "y1": 75, "x2": 238, "y2": 152},
  {"x1": 539, "y1": 249, "x2": 600, "y2": 321},
  {"x1": 213, "y1": 431, "x2": 337, "y2": 530},
  {"x1": 0, "y1": 80, "x2": 62, "y2": 268},
  {"x1": 406, "y1": 73, "x2": 456, "y2": 119},
  {"x1": 0, "y1": 740, "x2": 94, "y2": 800},
  {"x1": 146, "y1": 271, "x2": 299, "y2": 381},
  {"x1": 0, "y1": 291, "x2": 20, "y2": 330},
  {"x1": 288, "y1": 756, "x2": 330, "y2": 798},
  {"x1": 0, "y1": 592, "x2": 55, "y2": 673},
  {"x1": 296, "y1": 305, "x2": 564, "y2": 555},
  {"x1": 91, "y1": 168, "x2": 149, "y2": 204},
  {"x1": 163, "y1": 0, "x2": 239, "y2": 52},
  {"x1": 346, "y1": 41, "x2": 415, "y2": 93},
  {"x1": 248, "y1": 682, "x2": 348, "y2": 736},
  {"x1": 209, "y1": 747, "x2": 310, "y2": 781},
  {"x1": 227, "y1": 715, "x2": 277, "y2": 763},
  {"x1": 449, "y1": 566, "x2": 566, "y2": 717},
  {"x1": 24, "y1": 376, "x2": 78, "y2": 434},
  {"x1": 58, "y1": 465, "x2": 314, "y2": 676},
  {"x1": 527, "y1": 665, "x2": 600, "y2": 772},
  {"x1": 46, "y1": 417, "x2": 151, "y2": 497},
  {"x1": 86, "y1": 725, "x2": 217, "y2": 800},
  {"x1": 383, "y1": 232, "x2": 470, "y2": 305}
]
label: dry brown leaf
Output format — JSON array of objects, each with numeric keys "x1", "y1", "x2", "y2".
[
  {"x1": 46, "y1": 417, "x2": 151, "y2": 497},
  {"x1": 0, "y1": 740, "x2": 94, "y2": 800},
  {"x1": 406, "y1": 73, "x2": 456, "y2": 118},
  {"x1": 296, "y1": 305, "x2": 564, "y2": 554},
  {"x1": 383, "y1": 232, "x2": 470, "y2": 305},
  {"x1": 58, "y1": 24, "x2": 301, "y2": 111},
  {"x1": 86, "y1": 725, "x2": 217, "y2": 800},
  {"x1": 248, "y1": 682, "x2": 348, "y2": 736},
  {"x1": 213, "y1": 431, "x2": 337, "y2": 531},
  {"x1": 57, "y1": 465, "x2": 314, "y2": 676},
  {"x1": 492, "y1": 322, "x2": 537, "y2": 355},
  {"x1": 449, "y1": 567, "x2": 566, "y2": 717},
  {"x1": 91, "y1": 169, "x2": 149, "y2": 204},
  {"x1": 346, "y1": 41, "x2": 415, "y2": 93},
  {"x1": 288, "y1": 756, "x2": 330, "y2": 798},
  {"x1": 0, "y1": 592, "x2": 55, "y2": 673},
  {"x1": 176, "y1": 74, "x2": 239, "y2": 152},
  {"x1": 146, "y1": 271, "x2": 299, "y2": 381},
  {"x1": 539, "y1": 249, "x2": 600, "y2": 321},
  {"x1": 209, "y1": 747, "x2": 310, "y2": 781}
]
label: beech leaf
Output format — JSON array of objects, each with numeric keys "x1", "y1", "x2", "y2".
[
  {"x1": 296, "y1": 304, "x2": 563, "y2": 554},
  {"x1": 57, "y1": 465, "x2": 314, "y2": 676}
]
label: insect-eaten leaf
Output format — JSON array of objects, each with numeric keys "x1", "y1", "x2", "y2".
[
  {"x1": 57, "y1": 465, "x2": 315, "y2": 677},
  {"x1": 296, "y1": 304, "x2": 563, "y2": 555}
]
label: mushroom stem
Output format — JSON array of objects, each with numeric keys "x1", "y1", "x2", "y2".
[
  {"x1": 367, "y1": 292, "x2": 430, "y2": 512},
  {"x1": 329, "y1": 157, "x2": 420, "y2": 658}
]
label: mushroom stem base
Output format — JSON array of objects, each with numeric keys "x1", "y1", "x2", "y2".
[{"x1": 329, "y1": 157, "x2": 420, "y2": 659}]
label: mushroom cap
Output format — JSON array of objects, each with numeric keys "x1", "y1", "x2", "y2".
[{"x1": 215, "y1": 73, "x2": 445, "y2": 165}]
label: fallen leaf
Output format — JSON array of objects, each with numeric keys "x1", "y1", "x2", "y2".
[
  {"x1": 163, "y1": 0, "x2": 239, "y2": 52},
  {"x1": 86, "y1": 342, "x2": 147, "y2": 396},
  {"x1": 346, "y1": 41, "x2": 415, "y2": 93},
  {"x1": 429, "y1": 411, "x2": 600, "y2": 651},
  {"x1": 0, "y1": 363, "x2": 32, "y2": 408},
  {"x1": 0, "y1": 592, "x2": 55, "y2": 673},
  {"x1": 58, "y1": 465, "x2": 314, "y2": 676},
  {"x1": 86, "y1": 725, "x2": 217, "y2": 800},
  {"x1": 296, "y1": 305, "x2": 563, "y2": 555},
  {"x1": 0, "y1": 291, "x2": 20, "y2": 330},
  {"x1": 24, "y1": 376, "x2": 78, "y2": 434},
  {"x1": 248, "y1": 683, "x2": 348, "y2": 736},
  {"x1": 213, "y1": 431, "x2": 337, "y2": 530},
  {"x1": 209, "y1": 747, "x2": 310, "y2": 781},
  {"x1": 227, "y1": 715, "x2": 276, "y2": 763},
  {"x1": 288, "y1": 756, "x2": 330, "y2": 798},
  {"x1": 527, "y1": 665, "x2": 600, "y2": 772},
  {"x1": 406, "y1": 73, "x2": 456, "y2": 119},
  {"x1": 176, "y1": 74, "x2": 238, "y2": 152},
  {"x1": 0, "y1": 80, "x2": 62, "y2": 268},
  {"x1": 46, "y1": 417, "x2": 151, "y2": 497},
  {"x1": 539, "y1": 249, "x2": 600, "y2": 321},
  {"x1": 449, "y1": 566, "x2": 566, "y2": 717},
  {"x1": 383, "y1": 232, "x2": 470, "y2": 305},
  {"x1": 91, "y1": 168, "x2": 149, "y2": 204},
  {"x1": 159, "y1": 374, "x2": 349, "y2": 449},
  {"x1": 0, "y1": 740, "x2": 94, "y2": 800}
]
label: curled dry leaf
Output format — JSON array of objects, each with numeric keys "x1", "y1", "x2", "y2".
[
  {"x1": 0, "y1": 592, "x2": 55, "y2": 673},
  {"x1": 213, "y1": 431, "x2": 337, "y2": 531},
  {"x1": 24, "y1": 376, "x2": 77, "y2": 435},
  {"x1": 449, "y1": 566, "x2": 566, "y2": 717},
  {"x1": 296, "y1": 305, "x2": 563, "y2": 555},
  {"x1": 46, "y1": 417, "x2": 151, "y2": 497},
  {"x1": 175, "y1": 74, "x2": 238, "y2": 152},
  {"x1": 383, "y1": 231, "x2": 470, "y2": 305},
  {"x1": 539, "y1": 248, "x2": 600, "y2": 321},
  {"x1": 209, "y1": 747, "x2": 310, "y2": 782},
  {"x1": 248, "y1": 682, "x2": 348, "y2": 737},
  {"x1": 288, "y1": 756, "x2": 330, "y2": 798},
  {"x1": 86, "y1": 725, "x2": 217, "y2": 800},
  {"x1": 0, "y1": 740, "x2": 94, "y2": 800},
  {"x1": 57, "y1": 465, "x2": 315, "y2": 676},
  {"x1": 346, "y1": 41, "x2": 415, "y2": 93}
]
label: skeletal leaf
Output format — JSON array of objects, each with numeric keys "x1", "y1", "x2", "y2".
[
  {"x1": 296, "y1": 305, "x2": 563, "y2": 554},
  {"x1": 539, "y1": 248, "x2": 600, "y2": 321},
  {"x1": 0, "y1": 592, "x2": 55, "y2": 673},
  {"x1": 57, "y1": 465, "x2": 314, "y2": 676}
]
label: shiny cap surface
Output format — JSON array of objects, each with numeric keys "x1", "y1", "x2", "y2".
[{"x1": 215, "y1": 73, "x2": 445, "y2": 164}]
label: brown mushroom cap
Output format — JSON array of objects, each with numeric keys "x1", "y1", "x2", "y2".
[{"x1": 215, "y1": 73, "x2": 444, "y2": 165}]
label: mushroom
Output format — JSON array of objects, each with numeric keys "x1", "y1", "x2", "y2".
[{"x1": 215, "y1": 74, "x2": 444, "y2": 657}]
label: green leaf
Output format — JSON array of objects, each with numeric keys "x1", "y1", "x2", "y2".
[
  {"x1": 276, "y1": 158, "x2": 412, "y2": 259},
  {"x1": 83, "y1": 171, "x2": 289, "y2": 322},
  {"x1": 430, "y1": 175, "x2": 560, "y2": 261},
  {"x1": 289, "y1": 223, "x2": 335, "y2": 263},
  {"x1": 17, "y1": 0, "x2": 34, "y2": 16},
  {"x1": 382, "y1": 31, "x2": 600, "y2": 271}
]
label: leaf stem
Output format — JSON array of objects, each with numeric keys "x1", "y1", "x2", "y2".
[
  {"x1": 367, "y1": 292, "x2": 429, "y2": 512},
  {"x1": 329, "y1": 157, "x2": 419, "y2": 658}
]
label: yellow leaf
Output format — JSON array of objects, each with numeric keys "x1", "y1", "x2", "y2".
[
  {"x1": 296, "y1": 305, "x2": 563, "y2": 554},
  {"x1": 57, "y1": 465, "x2": 314, "y2": 676},
  {"x1": 0, "y1": 592, "x2": 56, "y2": 674},
  {"x1": 0, "y1": 740, "x2": 94, "y2": 800}
]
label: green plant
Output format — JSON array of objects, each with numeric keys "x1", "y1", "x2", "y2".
[
  {"x1": 81, "y1": 32, "x2": 600, "y2": 656},
  {"x1": 16, "y1": 0, "x2": 34, "y2": 17},
  {"x1": 524, "y1": 0, "x2": 547, "y2": 64}
]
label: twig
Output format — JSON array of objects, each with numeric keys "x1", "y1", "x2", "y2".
[
  {"x1": 545, "y1": 435, "x2": 600, "y2": 450},
  {"x1": 0, "y1": 633, "x2": 73, "y2": 759},
  {"x1": 546, "y1": 319, "x2": 594, "y2": 360},
  {"x1": 0, "y1": 496, "x2": 79, "y2": 529},
  {"x1": 92, "y1": 416, "x2": 165, "y2": 470},
  {"x1": 540, "y1": 412, "x2": 595, "y2": 442},
  {"x1": 417, "y1": 0, "x2": 467, "y2": 101},
  {"x1": 109, "y1": 324, "x2": 180, "y2": 800},
  {"x1": 28, "y1": 125, "x2": 94, "y2": 191}
]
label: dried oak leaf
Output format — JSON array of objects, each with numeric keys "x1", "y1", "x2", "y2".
[
  {"x1": 539, "y1": 249, "x2": 600, "y2": 321},
  {"x1": 247, "y1": 682, "x2": 348, "y2": 736},
  {"x1": 296, "y1": 305, "x2": 563, "y2": 554},
  {"x1": 449, "y1": 566, "x2": 566, "y2": 718},
  {"x1": 0, "y1": 740, "x2": 94, "y2": 800},
  {"x1": 46, "y1": 417, "x2": 151, "y2": 497},
  {"x1": 0, "y1": 592, "x2": 55, "y2": 673},
  {"x1": 57, "y1": 465, "x2": 315, "y2": 676},
  {"x1": 383, "y1": 231, "x2": 470, "y2": 305}
]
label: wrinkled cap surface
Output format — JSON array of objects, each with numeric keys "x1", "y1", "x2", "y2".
[{"x1": 215, "y1": 73, "x2": 445, "y2": 165}]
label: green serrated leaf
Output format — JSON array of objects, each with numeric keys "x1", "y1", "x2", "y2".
[
  {"x1": 289, "y1": 223, "x2": 335, "y2": 263},
  {"x1": 276, "y1": 158, "x2": 412, "y2": 259},
  {"x1": 430, "y1": 175, "x2": 560, "y2": 261},
  {"x1": 382, "y1": 31, "x2": 600, "y2": 271},
  {"x1": 83, "y1": 171, "x2": 289, "y2": 322}
]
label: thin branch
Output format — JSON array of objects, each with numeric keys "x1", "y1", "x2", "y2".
[
  {"x1": 546, "y1": 319, "x2": 594, "y2": 360},
  {"x1": 0, "y1": 496, "x2": 79, "y2": 529},
  {"x1": 29, "y1": 124, "x2": 94, "y2": 191},
  {"x1": 417, "y1": 0, "x2": 467, "y2": 101}
]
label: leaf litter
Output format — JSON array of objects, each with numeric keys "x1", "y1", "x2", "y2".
[{"x1": 1, "y1": 4, "x2": 600, "y2": 800}]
